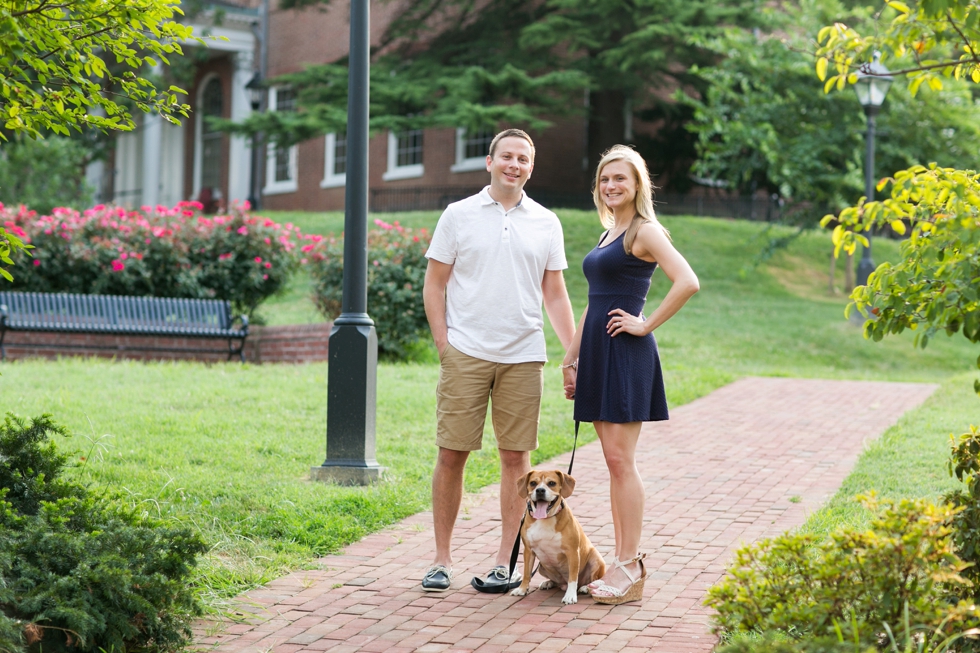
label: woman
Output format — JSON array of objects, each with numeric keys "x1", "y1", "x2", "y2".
[{"x1": 561, "y1": 145, "x2": 699, "y2": 604}]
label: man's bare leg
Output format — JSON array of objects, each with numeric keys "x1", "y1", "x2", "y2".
[
  {"x1": 495, "y1": 448, "x2": 531, "y2": 567},
  {"x1": 432, "y1": 446, "x2": 470, "y2": 568}
]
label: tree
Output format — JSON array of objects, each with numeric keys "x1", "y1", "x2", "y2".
[
  {"x1": 0, "y1": 134, "x2": 93, "y2": 213},
  {"x1": 1, "y1": 0, "x2": 196, "y2": 139},
  {"x1": 0, "y1": 0, "x2": 200, "y2": 280},
  {"x1": 218, "y1": 0, "x2": 763, "y2": 187},
  {"x1": 685, "y1": 1, "x2": 980, "y2": 224},
  {"x1": 816, "y1": 0, "x2": 980, "y2": 392}
]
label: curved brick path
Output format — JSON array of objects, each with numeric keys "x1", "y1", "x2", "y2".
[{"x1": 195, "y1": 377, "x2": 936, "y2": 653}]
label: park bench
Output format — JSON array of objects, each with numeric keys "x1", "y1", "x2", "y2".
[{"x1": 0, "y1": 292, "x2": 249, "y2": 362}]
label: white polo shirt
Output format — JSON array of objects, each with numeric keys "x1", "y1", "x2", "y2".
[{"x1": 426, "y1": 186, "x2": 567, "y2": 364}]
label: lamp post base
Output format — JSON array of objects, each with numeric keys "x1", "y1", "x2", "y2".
[
  {"x1": 311, "y1": 463, "x2": 385, "y2": 485},
  {"x1": 856, "y1": 253, "x2": 876, "y2": 288}
]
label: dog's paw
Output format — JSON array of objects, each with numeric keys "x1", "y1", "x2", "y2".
[
  {"x1": 538, "y1": 579, "x2": 557, "y2": 590},
  {"x1": 510, "y1": 587, "x2": 528, "y2": 597},
  {"x1": 561, "y1": 591, "x2": 578, "y2": 605},
  {"x1": 578, "y1": 585, "x2": 590, "y2": 594}
]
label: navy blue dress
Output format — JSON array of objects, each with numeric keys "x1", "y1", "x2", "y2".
[{"x1": 573, "y1": 231, "x2": 669, "y2": 424}]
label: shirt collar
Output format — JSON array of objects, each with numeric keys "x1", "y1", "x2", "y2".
[{"x1": 480, "y1": 185, "x2": 526, "y2": 210}]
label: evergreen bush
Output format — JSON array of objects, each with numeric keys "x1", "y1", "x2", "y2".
[
  {"x1": 1, "y1": 202, "x2": 302, "y2": 317},
  {"x1": 0, "y1": 413, "x2": 207, "y2": 653},
  {"x1": 305, "y1": 219, "x2": 431, "y2": 359}
]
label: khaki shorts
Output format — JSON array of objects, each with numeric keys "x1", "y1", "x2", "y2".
[{"x1": 436, "y1": 344, "x2": 544, "y2": 452}]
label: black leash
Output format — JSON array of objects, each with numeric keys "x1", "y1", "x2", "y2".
[{"x1": 473, "y1": 421, "x2": 581, "y2": 594}]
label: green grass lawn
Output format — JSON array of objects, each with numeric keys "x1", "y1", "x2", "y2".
[{"x1": 1, "y1": 210, "x2": 976, "y2": 609}]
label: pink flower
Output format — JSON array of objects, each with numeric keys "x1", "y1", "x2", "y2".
[
  {"x1": 219, "y1": 253, "x2": 232, "y2": 261},
  {"x1": 238, "y1": 226, "x2": 248, "y2": 235},
  {"x1": 254, "y1": 256, "x2": 262, "y2": 263},
  {"x1": 264, "y1": 237, "x2": 271, "y2": 245},
  {"x1": 301, "y1": 244, "x2": 315, "y2": 253},
  {"x1": 300, "y1": 258, "x2": 308, "y2": 265},
  {"x1": 262, "y1": 274, "x2": 268, "y2": 280},
  {"x1": 264, "y1": 261, "x2": 272, "y2": 269},
  {"x1": 111, "y1": 260, "x2": 125, "y2": 272},
  {"x1": 33, "y1": 259, "x2": 40, "y2": 267}
]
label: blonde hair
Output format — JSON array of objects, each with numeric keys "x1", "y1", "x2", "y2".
[
  {"x1": 489, "y1": 128, "x2": 535, "y2": 162},
  {"x1": 592, "y1": 145, "x2": 669, "y2": 255}
]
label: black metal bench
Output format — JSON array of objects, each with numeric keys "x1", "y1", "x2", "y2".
[{"x1": 0, "y1": 292, "x2": 249, "y2": 362}]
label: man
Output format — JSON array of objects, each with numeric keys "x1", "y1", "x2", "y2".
[{"x1": 421, "y1": 128, "x2": 576, "y2": 592}]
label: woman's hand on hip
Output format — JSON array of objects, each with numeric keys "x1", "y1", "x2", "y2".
[{"x1": 607, "y1": 309, "x2": 648, "y2": 337}]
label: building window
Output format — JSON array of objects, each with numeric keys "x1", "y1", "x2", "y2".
[
  {"x1": 321, "y1": 132, "x2": 346, "y2": 188},
  {"x1": 264, "y1": 87, "x2": 298, "y2": 195},
  {"x1": 452, "y1": 127, "x2": 494, "y2": 173},
  {"x1": 383, "y1": 129, "x2": 424, "y2": 181},
  {"x1": 200, "y1": 78, "x2": 224, "y2": 192}
]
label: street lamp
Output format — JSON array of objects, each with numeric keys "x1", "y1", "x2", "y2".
[
  {"x1": 245, "y1": 71, "x2": 264, "y2": 211},
  {"x1": 310, "y1": 0, "x2": 384, "y2": 486},
  {"x1": 852, "y1": 51, "x2": 894, "y2": 287}
]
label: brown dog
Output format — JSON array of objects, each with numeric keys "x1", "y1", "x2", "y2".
[{"x1": 510, "y1": 470, "x2": 605, "y2": 604}]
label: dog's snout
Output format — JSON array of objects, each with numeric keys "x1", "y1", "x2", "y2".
[{"x1": 535, "y1": 486, "x2": 547, "y2": 497}]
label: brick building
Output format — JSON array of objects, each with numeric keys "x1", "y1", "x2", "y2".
[{"x1": 94, "y1": 0, "x2": 593, "y2": 213}]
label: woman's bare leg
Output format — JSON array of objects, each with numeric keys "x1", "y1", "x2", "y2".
[{"x1": 594, "y1": 420, "x2": 644, "y2": 592}]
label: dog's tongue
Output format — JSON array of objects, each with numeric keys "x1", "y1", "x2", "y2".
[{"x1": 532, "y1": 500, "x2": 550, "y2": 519}]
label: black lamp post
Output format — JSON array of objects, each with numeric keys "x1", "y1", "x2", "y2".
[
  {"x1": 853, "y1": 52, "x2": 894, "y2": 287},
  {"x1": 311, "y1": 0, "x2": 383, "y2": 485},
  {"x1": 245, "y1": 71, "x2": 263, "y2": 211}
]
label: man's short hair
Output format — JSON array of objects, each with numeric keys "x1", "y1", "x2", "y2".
[{"x1": 489, "y1": 129, "x2": 535, "y2": 162}]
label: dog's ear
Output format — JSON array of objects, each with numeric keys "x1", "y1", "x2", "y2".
[
  {"x1": 517, "y1": 471, "x2": 533, "y2": 499},
  {"x1": 559, "y1": 472, "x2": 576, "y2": 498}
]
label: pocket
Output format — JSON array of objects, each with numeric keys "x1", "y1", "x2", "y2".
[{"x1": 439, "y1": 343, "x2": 455, "y2": 362}]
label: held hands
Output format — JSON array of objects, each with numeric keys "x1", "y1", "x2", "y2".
[
  {"x1": 562, "y1": 366, "x2": 576, "y2": 400},
  {"x1": 607, "y1": 309, "x2": 649, "y2": 337}
]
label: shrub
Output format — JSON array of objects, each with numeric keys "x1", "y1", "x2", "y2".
[
  {"x1": 706, "y1": 495, "x2": 979, "y2": 649},
  {"x1": 945, "y1": 425, "x2": 980, "y2": 600},
  {"x1": 306, "y1": 218, "x2": 431, "y2": 359},
  {"x1": 1, "y1": 202, "x2": 302, "y2": 317},
  {"x1": 0, "y1": 413, "x2": 207, "y2": 653},
  {"x1": 0, "y1": 134, "x2": 93, "y2": 215}
]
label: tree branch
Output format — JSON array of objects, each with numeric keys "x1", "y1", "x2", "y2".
[{"x1": 945, "y1": 10, "x2": 979, "y2": 64}]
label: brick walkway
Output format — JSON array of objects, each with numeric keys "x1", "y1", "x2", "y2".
[{"x1": 195, "y1": 377, "x2": 936, "y2": 653}]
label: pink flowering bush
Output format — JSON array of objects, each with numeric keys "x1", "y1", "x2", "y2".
[
  {"x1": 1, "y1": 202, "x2": 301, "y2": 316},
  {"x1": 305, "y1": 219, "x2": 430, "y2": 359}
]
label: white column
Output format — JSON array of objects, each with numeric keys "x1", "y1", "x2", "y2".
[
  {"x1": 142, "y1": 111, "x2": 162, "y2": 207},
  {"x1": 228, "y1": 50, "x2": 254, "y2": 206}
]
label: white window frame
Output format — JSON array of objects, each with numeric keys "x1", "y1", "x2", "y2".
[
  {"x1": 451, "y1": 127, "x2": 491, "y2": 173},
  {"x1": 382, "y1": 129, "x2": 424, "y2": 181},
  {"x1": 264, "y1": 86, "x2": 298, "y2": 195},
  {"x1": 321, "y1": 132, "x2": 346, "y2": 188}
]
